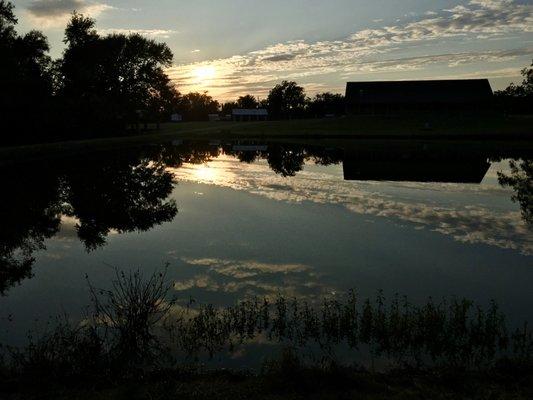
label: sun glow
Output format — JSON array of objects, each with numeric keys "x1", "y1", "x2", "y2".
[
  {"x1": 193, "y1": 65, "x2": 216, "y2": 83},
  {"x1": 194, "y1": 165, "x2": 219, "y2": 182}
]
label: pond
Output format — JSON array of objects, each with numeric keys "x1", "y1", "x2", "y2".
[{"x1": 1, "y1": 139, "x2": 532, "y2": 361}]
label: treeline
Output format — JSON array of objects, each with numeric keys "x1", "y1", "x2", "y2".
[
  {"x1": 220, "y1": 84, "x2": 345, "y2": 119},
  {"x1": 176, "y1": 84, "x2": 345, "y2": 122},
  {"x1": 494, "y1": 61, "x2": 533, "y2": 115}
]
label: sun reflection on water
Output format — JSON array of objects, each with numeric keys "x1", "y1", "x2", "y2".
[{"x1": 194, "y1": 165, "x2": 219, "y2": 182}]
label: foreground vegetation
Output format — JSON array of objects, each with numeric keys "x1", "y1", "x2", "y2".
[
  {"x1": 1, "y1": 268, "x2": 532, "y2": 399},
  {"x1": 3, "y1": 362, "x2": 533, "y2": 399}
]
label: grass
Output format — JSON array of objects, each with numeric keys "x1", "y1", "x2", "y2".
[
  {"x1": 156, "y1": 114, "x2": 533, "y2": 139},
  {"x1": 1, "y1": 115, "x2": 532, "y2": 165},
  {"x1": 1, "y1": 268, "x2": 533, "y2": 399}
]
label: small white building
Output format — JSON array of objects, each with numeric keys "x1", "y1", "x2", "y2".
[
  {"x1": 232, "y1": 109, "x2": 268, "y2": 121},
  {"x1": 208, "y1": 114, "x2": 220, "y2": 122},
  {"x1": 232, "y1": 145, "x2": 268, "y2": 151},
  {"x1": 170, "y1": 113, "x2": 183, "y2": 122}
]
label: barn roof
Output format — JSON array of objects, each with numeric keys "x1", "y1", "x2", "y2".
[
  {"x1": 345, "y1": 79, "x2": 493, "y2": 105},
  {"x1": 232, "y1": 109, "x2": 268, "y2": 116}
]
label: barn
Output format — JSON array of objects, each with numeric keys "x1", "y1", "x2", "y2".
[{"x1": 345, "y1": 79, "x2": 493, "y2": 115}]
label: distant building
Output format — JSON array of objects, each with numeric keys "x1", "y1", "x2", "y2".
[
  {"x1": 232, "y1": 109, "x2": 268, "y2": 121},
  {"x1": 170, "y1": 113, "x2": 182, "y2": 122},
  {"x1": 232, "y1": 145, "x2": 268, "y2": 151},
  {"x1": 208, "y1": 114, "x2": 220, "y2": 121},
  {"x1": 345, "y1": 79, "x2": 493, "y2": 115}
]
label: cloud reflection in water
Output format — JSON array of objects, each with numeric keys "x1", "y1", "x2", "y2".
[{"x1": 170, "y1": 157, "x2": 532, "y2": 255}]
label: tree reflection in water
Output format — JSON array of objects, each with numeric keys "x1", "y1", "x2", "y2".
[
  {"x1": 0, "y1": 169, "x2": 63, "y2": 294},
  {"x1": 0, "y1": 148, "x2": 179, "y2": 294},
  {"x1": 498, "y1": 159, "x2": 533, "y2": 226},
  {"x1": 64, "y1": 153, "x2": 177, "y2": 251}
]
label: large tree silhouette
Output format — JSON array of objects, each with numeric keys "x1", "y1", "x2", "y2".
[
  {"x1": 57, "y1": 13, "x2": 177, "y2": 135},
  {"x1": 0, "y1": 1, "x2": 53, "y2": 144},
  {"x1": 266, "y1": 81, "x2": 306, "y2": 119},
  {"x1": 177, "y1": 92, "x2": 220, "y2": 121}
]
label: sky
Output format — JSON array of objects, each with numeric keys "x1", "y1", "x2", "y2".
[{"x1": 13, "y1": 0, "x2": 533, "y2": 101}]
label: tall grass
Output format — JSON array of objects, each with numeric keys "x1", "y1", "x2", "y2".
[
  {"x1": 86, "y1": 268, "x2": 175, "y2": 372},
  {"x1": 1, "y1": 268, "x2": 532, "y2": 384},
  {"x1": 171, "y1": 290, "x2": 531, "y2": 370}
]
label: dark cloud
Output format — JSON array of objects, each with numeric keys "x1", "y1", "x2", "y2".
[
  {"x1": 27, "y1": 0, "x2": 85, "y2": 17},
  {"x1": 263, "y1": 54, "x2": 297, "y2": 62}
]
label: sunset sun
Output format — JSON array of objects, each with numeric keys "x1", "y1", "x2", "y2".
[{"x1": 193, "y1": 65, "x2": 216, "y2": 83}]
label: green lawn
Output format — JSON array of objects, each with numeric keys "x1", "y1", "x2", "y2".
[{"x1": 157, "y1": 115, "x2": 533, "y2": 138}]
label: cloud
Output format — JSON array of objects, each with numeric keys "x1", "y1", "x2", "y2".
[
  {"x1": 173, "y1": 257, "x2": 330, "y2": 299},
  {"x1": 168, "y1": 0, "x2": 533, "y2": 100},
  {"x1": 339, "y1": 47, "x2": 533, "y2": 75},
  {"x1": 26, "y1": 0, "x2": 114, "y2": 28},
  {"x1": 262, "y1": 54, "x2": 297, "y2": 62},
  {"x1": 182, "y1": 258, "x2": 311, "y2": 279},
  {"x1": 98, "y1": 28, "x2": 178, "y2": 39}
]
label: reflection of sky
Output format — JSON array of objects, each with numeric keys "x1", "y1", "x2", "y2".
[
  {"x1": 171, "y1": 156, "x2": 532, "y2": 255},
  {"x1": 1, "y1": 155, "x2": 532, "y2": 348}
]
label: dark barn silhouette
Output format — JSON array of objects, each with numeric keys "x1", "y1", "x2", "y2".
[
  {"x1": 342, "y1": 145, "x2": 491, "y2": 183},
  {"x1": 345, "y1": 79, "x2": 493, "y2": 115},
  {"x1": 343, "y1": 157, "x2": 491, "y2": 183}
]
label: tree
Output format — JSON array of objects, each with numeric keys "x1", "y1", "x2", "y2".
[
  {"x1": 221, "y1": 101, "x2": 237, "y2": 116},
  {"x1": 236, "y1": 94, "x2": 259, "y2": 109},
  {"x1": 307, "y1": 92, "x2": 345, "y2": 117},
  {"x1": 498, "y1": 160, "x2": 533, "y2": 226},
  {"x1": 267, "y1": 145, "x2": 306, "y2": 177},
  {"x1": 57, "y1": 13, "x2": 177, "y2": 135},
  {"x1": 64, "y1": 152, "x2": 178, "y2": 251},
  {"x1": 0, "y1": 1, "x2": 53, "y2": 144},
  {"x1": 178, "y1": 92, "x2": 220, "y2": 121},
  {"x1": 266, "y1": 81, "x2": 306, "y2": 119},
  {"x1": 494, "y1": 60, "x2": 533, "y2": 114},
  {"x1": 0, "y1": 164, "x2": 63, "y2": 294}
]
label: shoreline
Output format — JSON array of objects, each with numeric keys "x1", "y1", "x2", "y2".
[{"x1": 1, "y1": 117, "x2": 532, "y2": 165}]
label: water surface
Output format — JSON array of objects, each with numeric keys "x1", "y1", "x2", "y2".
[{"x1": 1, "y1": 139, "x2": 532, "y2": 354}]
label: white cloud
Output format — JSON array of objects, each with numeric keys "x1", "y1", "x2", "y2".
[
  {"x1": 98, "y1": 28, "x2": 178, "y2": 39},
  {"x1": 174, "y1": 257, "x2": 330, "y2": 299}
]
